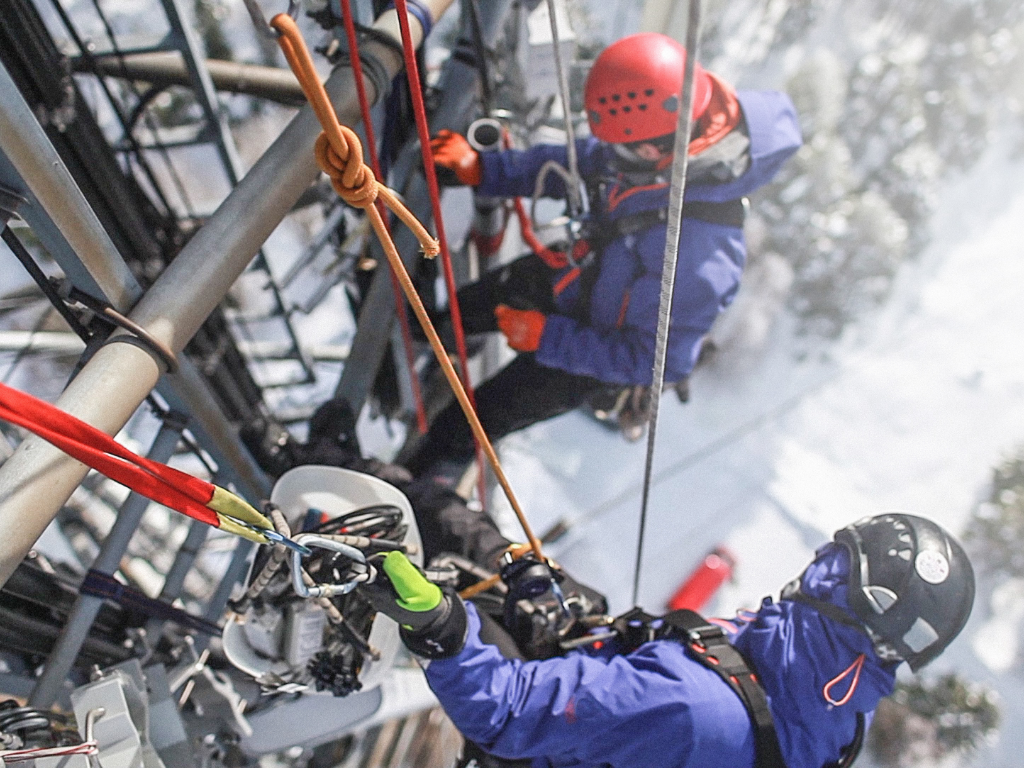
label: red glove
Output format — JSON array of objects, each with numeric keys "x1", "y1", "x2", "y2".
[
  {"x1": 495, "y1": 305, "x2": 546, "y2": 352},
  {"x1": 430, "y1": 130, "x2": 482, "y2": 186}
]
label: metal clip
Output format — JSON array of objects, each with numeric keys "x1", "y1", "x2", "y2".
[
  {"x1": 241, "y1": 0, "x2": 300, "y2": 39},
  {"x1": 290, "y1": 533, "x2": 376, "y2": 598}
]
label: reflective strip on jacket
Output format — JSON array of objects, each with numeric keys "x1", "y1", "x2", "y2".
[
  {"x1": 423, "y1": 545, "x2": 896, "y2": 768},
  {"x1": 477, "y1": 91, "x2": 802, "y2": 386}
]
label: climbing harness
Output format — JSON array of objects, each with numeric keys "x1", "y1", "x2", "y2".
[
  {"x1": 632, "y1": 0, "x2": 705, "y2": 606},
  {"x1": 0, "y1": 382, "x2": 300, "y2": 549},
  {"x1": 269, "y1": 13, "x2": 545, "y2": 563},
  {"x1": 589, "y1": 606, "x2": 787, "y2": 767}
]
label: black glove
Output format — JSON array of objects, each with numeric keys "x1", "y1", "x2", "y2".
[{"x1": 361, "y1": 551, "x2": 468, "y2": 659}]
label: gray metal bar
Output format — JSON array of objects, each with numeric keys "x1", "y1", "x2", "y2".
[
  {"x1": 0, "y1": 65, "x2": 138, "y2": 310},
  {"x1": 0, "y1": 0, "x2": 454, "y2": 587},
  {"x1": 0, "y1": 56, "x2": 268, "y2": 509},
  {"x1": 74, "y1": 52, "x2": 306, "y2": 107},
  {"x1": 160, "y1": 0, "x2": 245, "y2": 182},
  {"x1": 157, "y1": 519, "x2": 210, "y2": 605},
  {"x1": 193, "y1": 538, "x2": 255, "y2": 654},
  {"x1": 28, "y1": 414, "x2": 186, "y2": 708}
]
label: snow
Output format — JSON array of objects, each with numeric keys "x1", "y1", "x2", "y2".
[{"x1": 487, "y1": 143, "x2": 1024, "y2": 767}]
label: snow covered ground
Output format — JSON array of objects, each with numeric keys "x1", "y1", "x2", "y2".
[{"x1": 484, "y1": 141, "x2": 1024, "y2": 766}]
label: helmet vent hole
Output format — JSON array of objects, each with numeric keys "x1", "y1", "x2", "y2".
[
  {"x1": 645, "y1": 88, "x2": 654, "y2": 96},
  {"x1": 628, "y1": 91, "x2": 637, "y2": 99},
  {"x1": 609, "y1": 108, "x2": 617, "y2": 115},
  {"x1": 623, "y1": 106, "x2": 631, "y2": 113},
  {"x1": 612, "y1": 94, "x2": 621, "y2": 101},
  {"x1": 638, "y1": 104, "x2": 647, "y2": 111},
  {"x1": 624, "y1": 128, "x2": 632, "y2": 135},
  {"x1": 599, "y1": 97, "x2": 607, "y2": 104}
]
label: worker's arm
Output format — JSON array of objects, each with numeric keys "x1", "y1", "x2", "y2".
[
  {"x1": 477, "y1": 138, "x2": 601, "y2": 199},
  {"x1": 535, "y1": 222, "x2": 744, "y2": 385},
  {"x1": 423, "y1": 602, "x2": 728, "y2": 764}
]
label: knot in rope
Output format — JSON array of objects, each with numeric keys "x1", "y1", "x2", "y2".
[{"x1": 314, "y1": 131, "x2": 378, "y2": 210}]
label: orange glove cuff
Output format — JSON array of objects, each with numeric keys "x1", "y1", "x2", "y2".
[
  {"x1": 430, "y1": 130, "x2": 482, "y2": 186},
  {"x1": 494, "y1": 305, "x2": 546, "y2": 352}
]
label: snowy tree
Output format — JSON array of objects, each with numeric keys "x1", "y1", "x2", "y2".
[
  {"x1": 965, "y1": 445, "x2": 1024, "y2": 579},
  {"x1": 868, "y1": 674, "x2": 1000, "y2": 768},
  {"x1": 718, "y1": 0, "x2": 1024, "y2": 336}
]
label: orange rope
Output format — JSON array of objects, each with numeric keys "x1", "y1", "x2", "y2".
[{"x1": 270, "y1": 14, "x2": 544, "y2": 561}]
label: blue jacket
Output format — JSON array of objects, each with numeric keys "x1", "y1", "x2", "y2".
[
  {"x1": 423, "y1": 544, "x2": 896, "y2": 768},
  {"x1": 478, "y1": 91, "x2": 802, "y2": 385}
]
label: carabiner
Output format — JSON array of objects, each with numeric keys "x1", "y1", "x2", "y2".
[{"x1": 241, "y1": 0, "x2": 300, "y2": 39}]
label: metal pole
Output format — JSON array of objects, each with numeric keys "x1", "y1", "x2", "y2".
[
  {"x1": 28, "y1": 413, "x2": 186, "y2": 708},
  {"x1": 74, "y1": 52, "x2": 306, "y2": 106},
  {"x1": 0, "y1": 0, "x2": 455, "y2": 588},
  {"x1": 145, "y1": 518, "x2": 210, "y2": 638},
  {"x1": 0, "y1": 56, "x2": 268, "y2": 515},
  {"x1": 193, "y1": 539, "x2": 255, "y2": 654}
]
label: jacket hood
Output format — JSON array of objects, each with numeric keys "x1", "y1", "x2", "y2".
[
  {"x1": 728, "y1": 544, "x2": 897, "y2": 768},
  {"x1": 685, "y1": 90, "x2": 802, "y2": 202}
]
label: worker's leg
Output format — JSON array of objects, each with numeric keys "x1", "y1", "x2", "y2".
[
  {"x1": 400, "y1": 477, "x2": 512, "y2": 568},
  {"x1": 404, "y1": 354, "x2": 605, "y2": 476}
]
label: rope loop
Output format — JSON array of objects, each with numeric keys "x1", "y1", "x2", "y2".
[{"x1": 314, "y1": 132, "x2": 378, "y2": 209}]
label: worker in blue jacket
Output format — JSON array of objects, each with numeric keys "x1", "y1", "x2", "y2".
[
  {"x1": 362, "y1": 513, "x2": 975, "y2": 768},
  {"x1": 406, "y1": 32, "x2": 802, "y2": 474}
]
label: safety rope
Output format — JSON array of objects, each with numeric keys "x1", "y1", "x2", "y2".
[
  {"x1": 389, "y1": 0, "x2": 488, "y2": 505},
  {"x1": 631, "y1": 0, "x2": 705, "y2": 606},
  {"x1": 542, "y1": 0, "x2": 583, "y2": 219},
  {"x1": 270, "y1": 14, "x2": 544, "y2": 560},
  {"x1": 337, "y1": 0, "x2": 428, "y2": 434},
  {"x1": 0, "y1": 382, "x2": 291, "y2": 548}
]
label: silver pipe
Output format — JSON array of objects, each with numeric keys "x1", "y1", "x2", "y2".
[
  {"x1": 0, "y1": 0, "x2": 457, "y2": 587},
  {"x1": 74, "y1": 52, "x2": 306, "y2": 106},
  {"x1": 0, "y1": 61, "x2": 137, "y2": 309},
  {"x1": 28, "y1": 415, "x2": 185, "y2": 709}
]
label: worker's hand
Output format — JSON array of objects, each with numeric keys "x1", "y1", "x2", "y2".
[
  {"x1": 430, "y1": 130, "x2": 482, "y2": 186},
  {"x1": 495, "y1": 305, "x2": 546, "y2": 352},
  {"x1": 360, "y1": 551, "x2": 467, "y2": 658}
]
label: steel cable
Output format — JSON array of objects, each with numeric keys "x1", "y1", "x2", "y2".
[{"x1": 631, "y1": 0, "x2": 705, "y2": 606}]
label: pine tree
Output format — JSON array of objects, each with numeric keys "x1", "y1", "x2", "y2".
[{"x1": 869, "y1": 674, "x2": 1000, "y2": 767}]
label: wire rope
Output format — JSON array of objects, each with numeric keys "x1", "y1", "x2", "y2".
[
  {"x1": 631, "y1": 0, "x2": 705, "y2": 607},
  {"x1": 390, "y1": 0, "x2": 487, "y2": 503},
  {"x1": 337, "y1": 0, "x2": 428, "y2": 434},
  {"x1": 542, "y1": 0, "x2": 583, "y2": 218}
]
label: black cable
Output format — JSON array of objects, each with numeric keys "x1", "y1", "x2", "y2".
[
  {"x1": 1, "y1": 226, "x2": 90, "y2": 339},
  {"x1": 464, "y1": 0, "x2": 493, "y2": 114},
  {"x1": 44, "y1": 0, "x2": 177, "y2": 219}
]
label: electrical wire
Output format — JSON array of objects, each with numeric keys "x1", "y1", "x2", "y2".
[{"x1": 631, "y1": 0, "x2": 704, "y2": 607}]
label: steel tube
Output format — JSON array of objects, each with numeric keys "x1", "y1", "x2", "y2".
[
  {"x1": 28, "y1": 416, "x2": 185, "y2": 708},
  {"x1": 76, "y1": 52, "x2": 306, "y2": 106},
  {"x1": 0, "y1": 62, "x2": 137, "y2": 309},
  {"x1": 0, "y1": 0, "x2": 454, "y2": 588}
]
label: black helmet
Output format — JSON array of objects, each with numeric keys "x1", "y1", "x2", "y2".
[{"x1": 835, "y1": 513, "x2": 975, "y2": 671}]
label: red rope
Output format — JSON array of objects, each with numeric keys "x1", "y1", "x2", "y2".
[
  {"x1": 338, "y1": 0, "x2": 428, "y2": 434},
  {"x1": 391, "y1": 0, "x2": 487, "y2": 501}
]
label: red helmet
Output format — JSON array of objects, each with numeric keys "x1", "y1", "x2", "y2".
[{"x1": 584, "y1": 33, "x2": 713, "y2": 144}]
